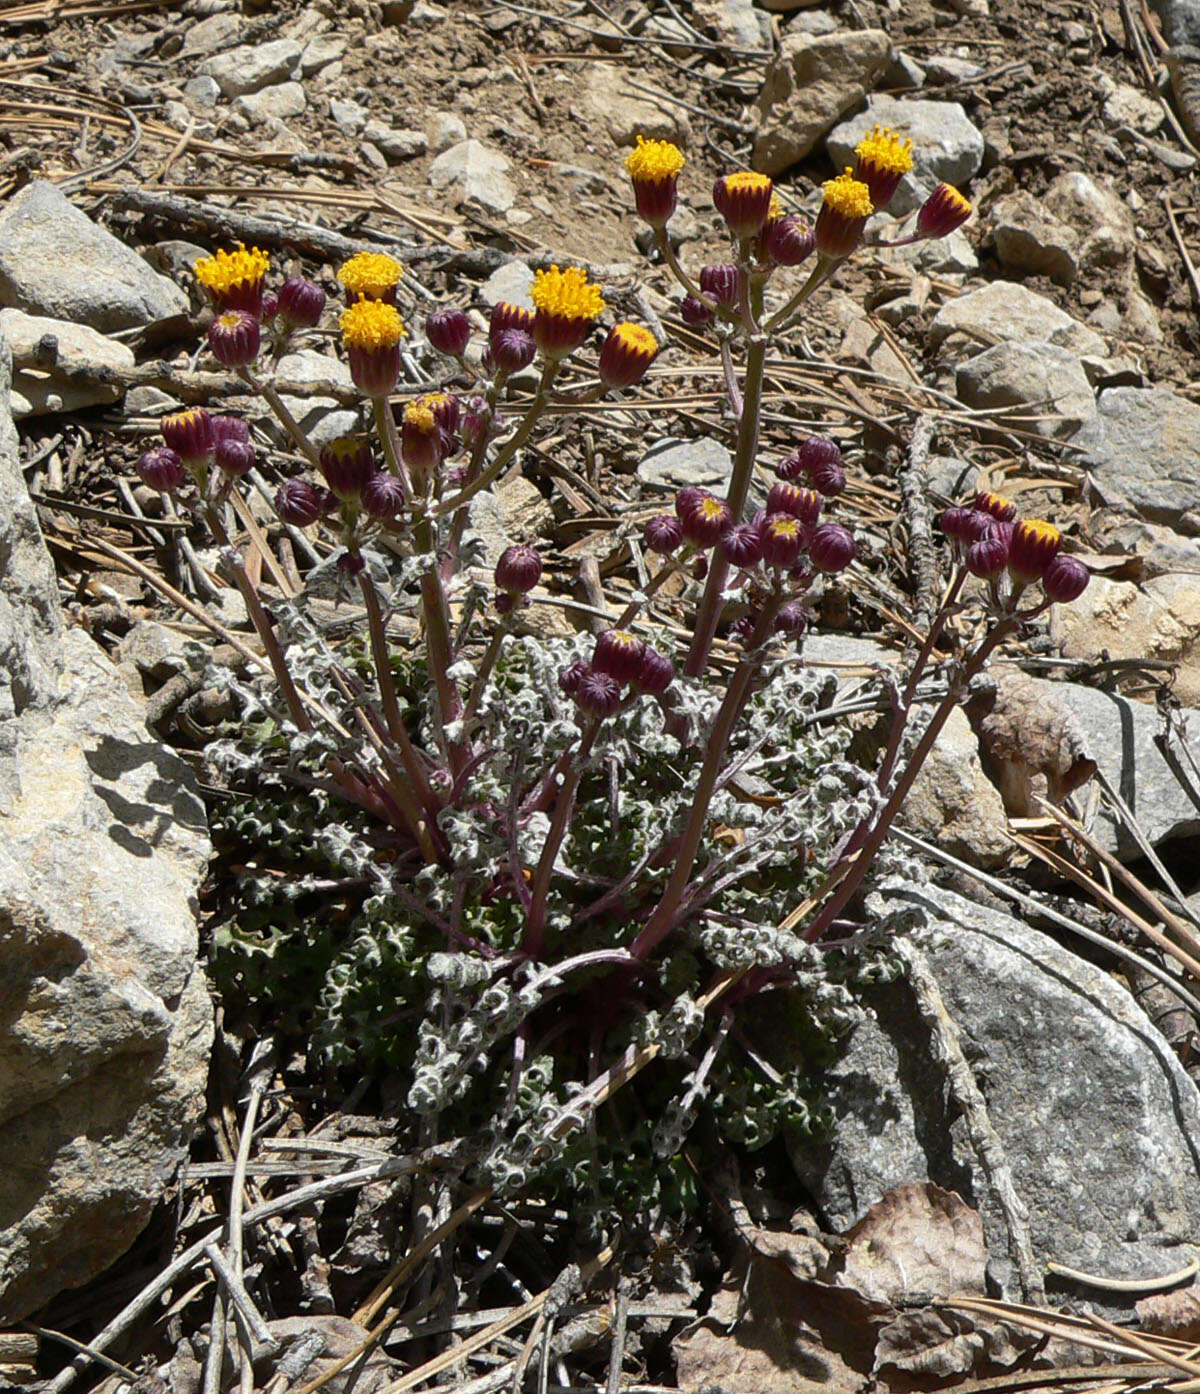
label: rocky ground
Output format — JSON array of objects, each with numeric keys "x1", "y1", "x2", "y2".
[{"x1": 5, "y1": 0, "x2": 1200, "y2": 1390}]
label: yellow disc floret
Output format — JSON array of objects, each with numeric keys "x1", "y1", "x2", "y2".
[
  {"x1": 722, "y1": 170, "x2": 772, "y2": 196},
  {"x1": 193, "y1": 245, "x2": 270, "y2": 302},
  {"x1": 822, "y1": 170, "x2": 874, "y2": 219},
  {"x1": 611, "y1": 323, "x2": 657, "y2": 356},
  {"x1": 854, "y1": 125, "x2": 914, "y2": 176},
  {"x1": 531, "y1": 265, "x2": 606, "y2": 323},
  {"x1": 337, "y1": 251, "x2": 404, "y2": 300},
  {"x1": 403, "y1": 400, "x2": 437, "y2": 431},
  {"x1": 340, "y1": 299, "x2": 406, "y2": 351},
  {"x1": 624, "y1": 135, "x2": 685, "y2": 183}
]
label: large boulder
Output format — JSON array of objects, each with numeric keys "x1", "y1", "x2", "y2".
[
  {"x1": 0, "y1": 328, "x2": 211, "y2": 1322},
  {"x1": 791, "y1": 884, "x2": 1200, "y2": 1299},
  {"x1": 0, "y1": 182, "x2": 187, "y2": 333}
]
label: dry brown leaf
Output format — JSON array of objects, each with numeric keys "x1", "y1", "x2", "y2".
[
  {"x1": 838, "y1": 1183, "x2": 988, "y2": 1306},
  {"x1": 874, "y1": 1306, "x2": 1038, "y2": 1384},
  {"x1": 673, "y1": 1274, "x2": 869, "y2": 1394},
  {"x1": 1137, "y1": 1283, "x2": 1200, "y2": 1339}
]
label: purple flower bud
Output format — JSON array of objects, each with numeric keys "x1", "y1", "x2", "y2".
[
  {"x1": 275, "y1": 478, "x2": 327, "y2": 527},
  {"x1": 492, "y1": 327, "x2": 536, "y2": 375},
  {"x1": 760, "y1": 512, "x2": 804, "y2": 568},
  {"x1": 575, "y1": 666, "x2": 622, "y2": 719},
  {"x1": 461, "y1": 396, "x2": 489, "y2": 451},
  {"x1": 645, "y1": 513, "x2": 685, "y2": 555},
  {"x1": 966, "y1": 531, "x2": 1009, "y2": 577},
  {"x1": 808, "y1": 459, "x2": 846, "y2": 497},
  {"x1": 975, "y1": 490, "x2": 1017, "y2": 523},
  {"x1": 260, "y1": 290, "x2": 279, "y2": 323},
  {"x1": 137, "y1": 445, "x2": 185, "y2": 493},
  {"x1": 675, "y1": 485, "x2": 709, "y2": 522},
  {"x1": 780, "y1": 436, "x2": 844, "y2": 489},
  {"x1": 208, "y1": 309, "x2": 261, "y2": 367},
  {"x1": 1042, "y1": 553, "x2": 1090, "y2": 604},
  {"x1": 276, "y1": 276, "x2": 326, "y2": 330},
  {"x1": 162, "y1": 408, "x2": 214, "y2": 466},
  {"x1": 774, "y1": 601, "x2": 807, "y2": 635},
  {"x1": 767, "y1": 483, "x2": 821, "y2": 527},
  {"x1": 680, "y1": 493, "x2": 732, "y2": 548},
  {"x1": 426, "y1": 306, "x2": 471, "y2": 358},
  {"x1": 722, "y1": 521, "x2": 763, "y2": 569},
  {"x1": 319, "y1": 437, "x2": 375, "y2": 501},
  {"x1": 680, "y1": 294, "x2": 714, "y2": 327},
  {"x1": 212, "y1": 415, "x2": 250, "y2": 445},
  {"x1": 495, "y1": 543, "x2": 542, "y2": 595},
  {"x1": 559, "y1": 658, "x2": 589, "y2": 697},
  {"x1": 337, "y1": 550, "x2": 366, "y2": 578},
  {"x1": 361, "y1": 470, "x2": 406, "y2": 520},
  {"x1": 764, "y1": 214, "x2": 815, "y2": 267},
  {"x1": 593, "y1": 628, "x2": 647, "y2": 684},
  {"x1": 490, "y1": 300, "x2": 536, "y2": 343},
  {"x1": 809, "y1": 522, "x2": 856, "y2": 573},
  {"x1": 214, "y1": 436, "x2": 255, "y2": 476},
  {"x1": 698, "y1": 263, "x2": 742, "y2": 312},
  {"x1": 634, "y1": 646, "x2": 675, "y2": 695}
]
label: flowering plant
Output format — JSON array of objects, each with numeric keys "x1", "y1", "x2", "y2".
[{"x1": 147, "y1": 134, "x2": 1083, "y2": 1205}]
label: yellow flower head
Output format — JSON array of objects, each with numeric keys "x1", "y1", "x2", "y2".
[
  {"x1": 1009, "y1": 518, "x2": 1063, "y2": 583},
  {"x1": 193, "y1": 244, "x2": 270, "y2": 312},
  {"x1": 822, "y1": 170, "x2": 874, "y2": 220},
  {"x1": 853, "y1": 126, "x2": 914, "y2": 213},
  {"x1": 916, "y1": 183, "x2": 973, "y2": 240},
  {"x1": 531, "y1": 265, "x2": 605, "y2": 323},
  {"x1": 815, "y1": 170, "x2": 875, "y2": 261},
  {"x1": 531, "y1": 265, "x2": 606, "y2": 357},
  {"x1": 714, "y1": 170, "x2": 774, "y2": 238},
  {"x1": 403, "y1": 400, "x2": 437, "y2": 432},
  {"x1": 337, "y1": 251, "x2": 404, "y2": 302},
  {"x1": 598, "y1": 322, "x2": 658, "y2": 390},
  {"x1": 624, "y1": 135, "x2": 685, "y2": 184},
  {"x1": 340, "y1": 299, "x2": 406, "y2": 352},
  {"x1": 854, "y1": 125, "x2": 914, "y2": 176}
]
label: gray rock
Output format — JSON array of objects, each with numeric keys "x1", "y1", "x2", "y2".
[
  {"x1": 575, "y1": 64, "x2": 691, "y2": 146},
  {"x1": 466, "y1": 477, "x2": 554, "y2": 567},
  {"x1": 124, "y1": 385, "x2": 180, "y2": 416},
  {"x1": 300, "y1": 34, "x2": 346, "y2": 74},
  {"x1": 182, "y1": 74, "x2": 221, "y2": 111},
  {"x1": 885, "y1": 50, "x2": 927, "y2": 88},
  {"x1": 0, "y1": 308, "x2": 134, "y2": 417},
  {"x1": 925, "y1": 453, "x2": 979, "y2": 500},
  {"x1": 232, "y1": 81, "x2": 307, "y2": 125},
  {"x1": 637, "y1": 436, "x2": 737, "y2": 491},
  {"x1": 753, "y1": 29, "x2": 893, "y2": 174},
  {"x1": 363, "y1": 122, "x2": 427, "y2": 162},
  {"x1": 881, "y1": 225, "x2": 979, "y2": 277},
  {"x1": 928, "y1": 280, "x2": 1106, "y2": 358},
  {"x1": 1100, "y1": 75, "x2": 1164, "y2": 132},
  {"x1": 690, "y1": 0, "x2": 772, "y2": 49},
  {"x1": 0, "y1": 327, "x2": 210, "y2": 1321},
  {"x1": 900, "y1": 707, "x2": 1010, "y2": 866},
  {"x1": 0, "y1": 182, "x2": 187, "y2": 333},
  {"x1": 1051, "y1": 573, "x2": 1200, "y2": 711},
  {"x1": 785, "y1": 8, "x2": 841, "y2": 35},
  {"x1": 178, "y1": 11, "x2": 245, "y2": 57},
  {"x1": 955, "y1": 340, "x2": 1094, "y2": 439},
  {"x1": 923, "y1": 54, "x2": 985, "y2": 81},
  {"x1": 826, "y1": 95, "x2": 985, "y2": 214},
  {"x1": 480, "y1": 259, "x2": 535, "y2": 309},
  {"x1": 272, "y1": 350, "x2": 359, "y2": 450},
  {"x1": 197, "y1": 38, "x2": 302, "y2": 98},
  {"x1": 429, "y1": 140, "x2": 517, "y2": 214},
  {"x1": 1072, "y1": 386, "x2": 1200, "y2": 522},
  {"x1": 792, "y1": 885, "x2": 1200, "y2": 1299},
  {"x1": 427, "y1": 111, "x2": 467, "y2": 154},
  {"x1": 991, "y1": 191, "x2": 1079, "y2": 284},
  {"x1": 1043, "y1": 171, "x2": 1136, "y2": 269},
  {"x1": 330, "y1": 98, "x2": 368, "y2": 133}
]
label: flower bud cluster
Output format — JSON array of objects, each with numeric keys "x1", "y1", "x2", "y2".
[
  {"x1": 560, "y1": 627, "x2": 676, "y2": 720},
  {"x1": 939, "y1": 491, "x2": 1091, "y2": 608},
  {"x1": 136, "y1": 407, "x2": 258, "y2": 501}
]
